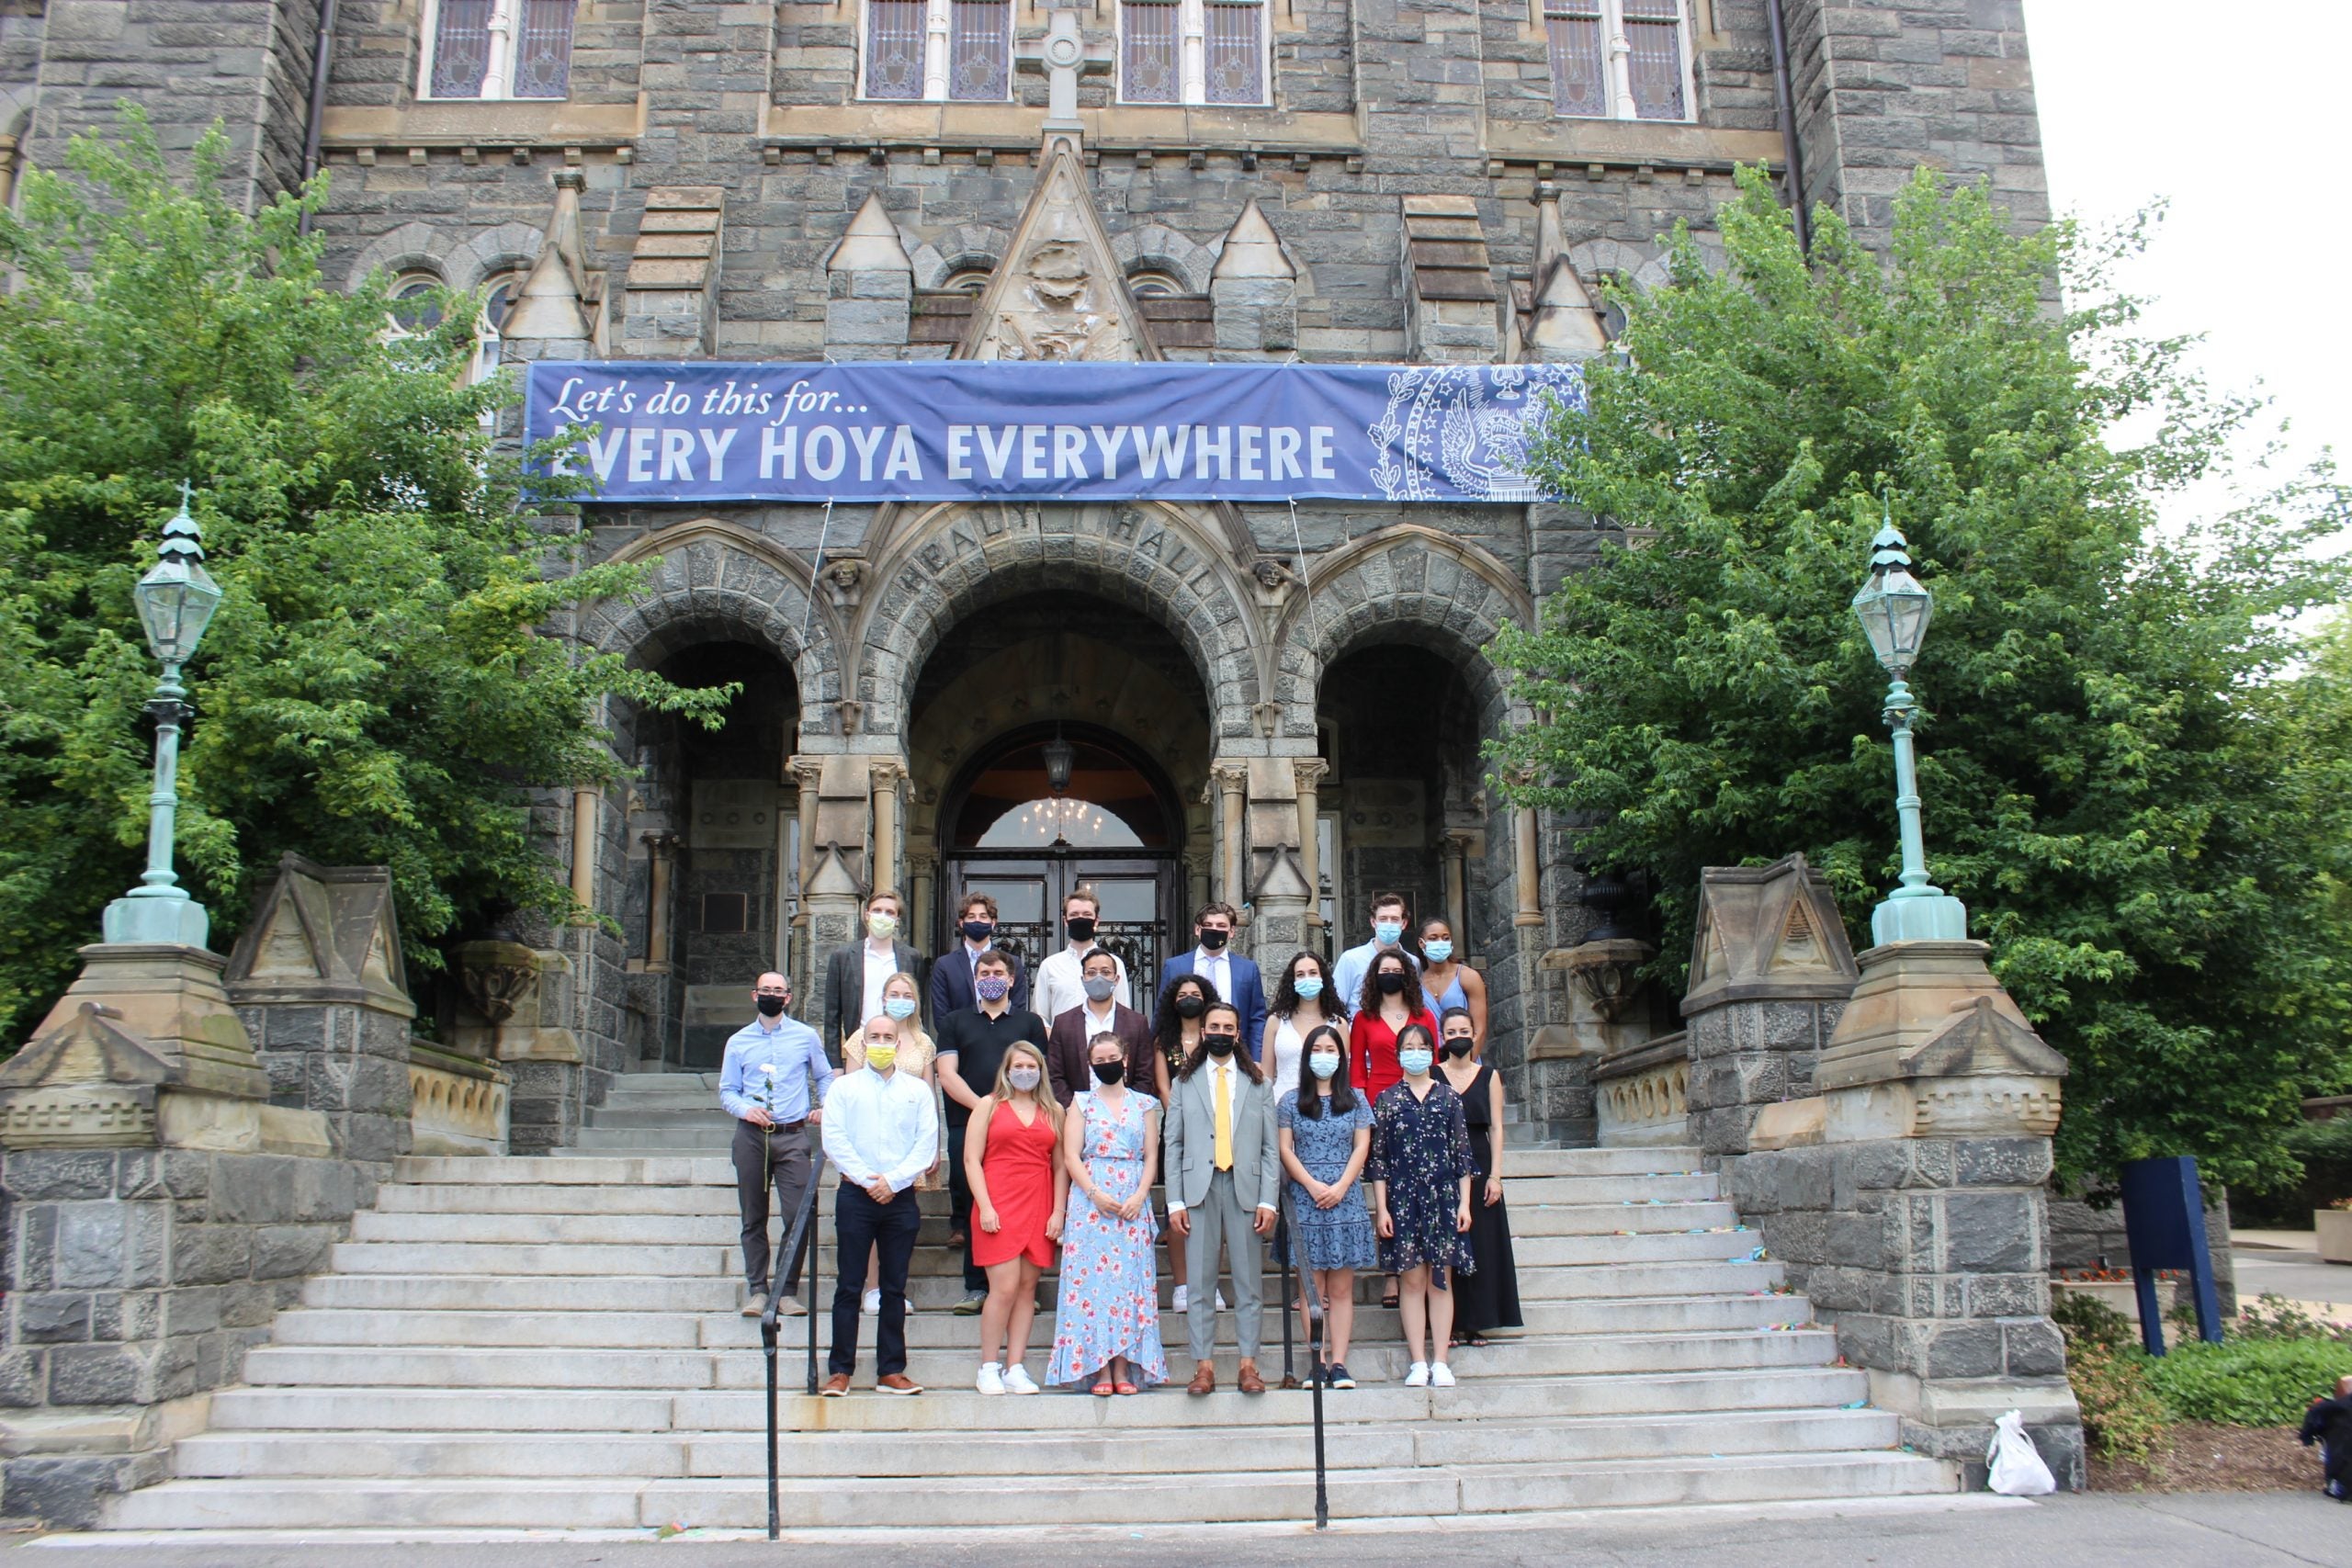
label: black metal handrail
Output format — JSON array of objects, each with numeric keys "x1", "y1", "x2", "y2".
[
  {"x1": 1279, "y1": 1184, "x2": 1330, "y2": 1531},
  {"x1": 760, "y1": 1155, "x2": 823, "y2": 1541}
]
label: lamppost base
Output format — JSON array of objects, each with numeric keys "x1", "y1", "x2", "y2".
[
  {"x1": 1869, "y1": 893, "x2": 1968, "y2": 945},
  {"x1": 102, "y1": 893, "x2": 210, "y2": 948}
]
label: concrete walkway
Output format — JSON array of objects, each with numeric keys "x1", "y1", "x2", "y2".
[
  {"x1": 19, "y1": 1493, "x2": 2352, "y2": 1567},
  {"x1": 2230, "y1": 1228, "x2": 2352, "y2": 1320}
]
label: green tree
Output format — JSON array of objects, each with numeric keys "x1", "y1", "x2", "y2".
[
  {"x1": 0, "y1": 109, "x2": 724, "y2": 1043},
  {"x1": 1491, "y1": 166, "x2": 2352, "y2": 1187}
]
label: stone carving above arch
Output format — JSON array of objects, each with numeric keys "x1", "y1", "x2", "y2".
[
  {"x1": 1112, "y1": 223, "x2": 1218, "y2": 296},
  {"x1": 1275, "y1": 525, "x2": 1535, "y2": 735},
  {"x1": 586, "y1": 519, "x2": 847, "y2": 729},
  {"x1": 855, "y1": 501, "x2": 1263, "y2": 744},
  {"x1": 909, "y1": 224, "x2": 1011, "y2": 290},
  {"x1": 447, "y1": 220, "x2": 548, "y2": 294}
]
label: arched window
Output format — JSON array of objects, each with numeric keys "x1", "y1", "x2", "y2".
[
  {"x1": 388, "y1": 272, "x2": 446, "y2": 335},
  {"x1": 940, "y1": 266, "x2": 994, "y2": 294},
  {"x1": 1544, "y1": 0, "x2": 1691, "y2": 121},
  {"x1": 469, "y1": 273, "x2": 522, "y2": 385},
  {"x1": 1126, "y1": 269, "x2": 1186, "y2": 299}
]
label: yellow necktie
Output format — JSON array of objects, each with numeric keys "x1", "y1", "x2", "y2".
[{"x1": 1213, "y1": 1064, "x2": 1233, "y2": 1171}]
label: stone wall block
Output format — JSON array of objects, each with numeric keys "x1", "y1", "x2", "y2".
[{"x1": 1941, "y1": 1190, "x2": 2038, "y2": 1274}]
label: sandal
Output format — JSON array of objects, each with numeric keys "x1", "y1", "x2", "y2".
[
  {"x1": 1091, "y1": 1381, "x2": 1115, "y2": 1397},
  {"x1": 1114, "y1": 1382, "x2": 1139, "y2": 1396},
  {"x1": 1381, "y1": 1289, "x2": 1399, "y2": 1310}
]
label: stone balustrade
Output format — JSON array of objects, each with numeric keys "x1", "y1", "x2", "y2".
[
  {"x1": 408, "y1": 1047, "x2": 512, "y2": 1157},
  {"x1": 1593, "y1": 1032, "x2": 1689, "y2": 1147}
]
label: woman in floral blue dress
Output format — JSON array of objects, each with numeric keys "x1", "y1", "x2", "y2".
[
  {"x1": 1046, "y1": 1032, "x2": 1167, "y2": 1394},
  {"x1": 1370, "y1": 1022, "x2": 1476, "y2": 1390},
  {"x1": 1276, "y1": 1022, "x2": 1376, "y2": 1389}
]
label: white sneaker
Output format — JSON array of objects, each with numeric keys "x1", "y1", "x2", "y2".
[
  {"x1": 1403, "y1": 1361, "x2": 1430, "y2": 1388},
  {"x1": 863, "y1": 1288, "x2": 880, "y2": 1316},
  {"x1": 1172, "y1": 1285, "x2": 1190, "y2": 1313},
  {"x1": 1216, "y1": 1290, "x2": 1228, "y2": 1311},
  {"x1": 1429, "y1": 1362, "x2": 1456, "y2": 1389},
  {"x1": 1001, "y1": 1364, "x2": 1041, "y2": 1395},
  {"x1": 976, "y1": 1362, "x2": 1005, "y2": 1395}
]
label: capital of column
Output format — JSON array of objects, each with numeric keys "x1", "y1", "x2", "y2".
[
  {"x1": 1291, "y1": 759, "x2": 1331, "y2": 793},
  {"x1": 640, "y1": 829, "x2": 679, "y2": 859}
]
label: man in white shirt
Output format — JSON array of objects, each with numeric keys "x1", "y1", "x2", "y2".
[
  {"x1": 1031, "y1": 886, "x2": 1131, "y2": 1025},
  {"x1": 819, "y1": 1011, "x2": 939, "y2": 1396},
  {"x1": 1333, "y1": 889, "x2": 1412, "y2": 1015},
  {"x1": 822, "y1": 888, "x2": 922, "y2": 1057}
]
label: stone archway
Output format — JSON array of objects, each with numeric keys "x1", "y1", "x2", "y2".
[{"x1": 854, "y1": 500, "x2": 1263, "y2": 744}]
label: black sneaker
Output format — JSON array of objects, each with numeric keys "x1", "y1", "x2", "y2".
[{"x1": 1327, "y1": 1362, "x2": 1355, "y2": 1390}]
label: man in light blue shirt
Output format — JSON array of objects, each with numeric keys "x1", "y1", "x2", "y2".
[
  {"x1": 1332, "y1": 890, "x2": 1412, "y2": 1015},
  {"x1": 720, "y1": 970, "x2": 833, "y2": 1319}
]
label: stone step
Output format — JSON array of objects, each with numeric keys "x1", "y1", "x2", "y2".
[
  {"x1": 204, "y1": 1365, "x2": 1871, "y2": 1434},
  {"x1": 238, "y1": 1329, "x2": 1840, "y2": 1392},
  {"x1": 264, "y1": 1292, "x2": 1815, "y2": 1351},
  {"x1": 345, "y1": 1199, "x2": 1740, "y2": 1247},
  {"x1": 565, "y1": 1129, "x2": 738, "y2": 1152},
  {"x1": 171, "y1": 1406, "x2": 1898, "y2": 1481},
  {"x1": 576, "y1": 1106, "x2": 737, "y2": 1131},
  {"x1": 111, "y1": 1447, "x2": 1951, "y2": 1531},
  {"x1": 302, "y1": 1273, "x2": 741, "y2": 1314},
  {"x1": 391, "y1": 1156, "x2": 738, "y2": 1187}
]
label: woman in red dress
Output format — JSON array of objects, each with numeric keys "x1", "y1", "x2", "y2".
[
  {"x1": 1350, "y1": 947, "x2": 1435, "y2": 1309},
  {"x1": 964, "y1": 1040, "x2": 1067, "y2": 1395}
]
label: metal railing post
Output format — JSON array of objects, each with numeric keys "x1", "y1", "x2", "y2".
[
  {"x1": 1283, "y1": 1187, "x2": 1329, "y2": 1530},
  {"x1": 761, "y1": 1154, "x2": 824, "y2": 1540},
  {"x1": 1277, "y1": 1208, "x2": 1296, "y2": 1387}
]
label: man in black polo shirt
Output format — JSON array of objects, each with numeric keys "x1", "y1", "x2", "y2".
[{"x1": 934, "y1": 947, "x2": 1048, "y2": 1316}]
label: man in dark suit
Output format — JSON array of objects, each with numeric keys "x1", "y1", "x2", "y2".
[
  {"x1": 822, "y1": 888, "x2": 925, "y2": 1058},
  {"x1": 1045, "y1": 946, "x2": 1155, "y2": 1103},
  {"x1": 1159, "y1": 902, "x2": 1268, "y2": 1062},
  {"x1": 929, "y1": 889, "x2": 1031, "y2": 1018}
]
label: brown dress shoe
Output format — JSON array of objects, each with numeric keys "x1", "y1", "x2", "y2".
[
  {"x1": 1237, "y1": 1361, "x2": 1266, "y2": 1395},
  {"x1": 819, "y1": 1373, "x2": 851, "y2": 1397},
  {"x1": 876, "y1": 1372, "x2": 924, "y2": 1395},
  {"x1": 1187, "y1": 1363, "x2": 1216, "y2": 1396}
]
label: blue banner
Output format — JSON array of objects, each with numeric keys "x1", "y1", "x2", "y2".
[{"x1": 524, "y1": 360, "x2": 1582, "y2": 505}]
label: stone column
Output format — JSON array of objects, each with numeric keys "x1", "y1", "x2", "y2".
[
  {"x1": 1677, "y1": 854, "x2": 1860, "y2": 1160},
  {"x1": 641, "y1": 831, "x2": 678, "y2": 973},
  {"x1": 1293, "y1": 761, "x2": 1329, "y2": 939},
  {"x1": 569, "y1": 788, "x2": 599, "y2": 911},
  {"x1": 0, "y1": 136, "x2": 17, "y2": 212},
  {"x1": 1510, "y1": 802, "x2": 1544, "y2": 930},
  {"x1": 869, "y1": 758, "x2": 907, "y2": 897},
  {"x1": 908, "y1": 849, "x2": 938, "y2": 955},
  {"x1": 1443, "y1": 829, "x2": 1475, "y2": 946},
  {"x1": 1208, "y1": 762, "x2": 1248, "y2": 916}
]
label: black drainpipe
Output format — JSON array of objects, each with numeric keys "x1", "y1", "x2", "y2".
[
  {"x1": 297, "y1": 0, "x2": 342, "y2": 235},
  {"x1": 1765, "y1": 0, "x2": 1811, "y2": 255}
]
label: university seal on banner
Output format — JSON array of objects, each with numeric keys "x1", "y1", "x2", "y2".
[{"x1": 1365, "y1": 364, "x2": 1586, "y2": 502}]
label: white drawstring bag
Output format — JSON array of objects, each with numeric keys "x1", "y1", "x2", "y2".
[{"x1": 1985, "y1": 1409, "x2": 2057, "y2": 1495}]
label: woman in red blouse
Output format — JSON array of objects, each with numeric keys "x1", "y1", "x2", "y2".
[{"x1": 1350, "y1": 947, "x2": 1434, "y2": 1309}]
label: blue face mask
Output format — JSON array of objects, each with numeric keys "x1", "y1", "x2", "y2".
[
  {"x1": 1374, "y1": 921, "x2": 1404, "y2": 946},
  {"x1": 1422, "y1": 940, "x2": 1453, "y2": 963},
  {"x1": 1294, "y1": 976, "x2": 1324, "y2": 999},
  {"x1": 884, "y1": 996, "x2": 917, "y2": 1021},
  {"x1": 1397, "y1": 1048, "x2": 1434, "y2": 1077}
]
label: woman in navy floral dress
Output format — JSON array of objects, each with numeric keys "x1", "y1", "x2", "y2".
[
  {"x1": 1369, "y1": 1022, "x2": 1476, "y2": 1389},
  {"x1": 1046, "y1": 1032, "x2": 1167, "y2": 1394},
  {"x1": 1276, "y1": 1022, "x2": 1377, "y2": 1388}
]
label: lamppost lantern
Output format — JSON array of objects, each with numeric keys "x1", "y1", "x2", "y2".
[
  {"x1": 132, "y1": 483, "x2": 223, "y2": 671},
  {"x1": 101, "y1": 482, "x2": 217, "y2": 950},
  {"x1": 1850, "y1": 511, "x2": 1969, "y2": 947}
]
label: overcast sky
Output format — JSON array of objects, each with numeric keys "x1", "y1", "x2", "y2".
[{"x1": 2020, "y1": 0, "x2": 2348, "y2": 503}]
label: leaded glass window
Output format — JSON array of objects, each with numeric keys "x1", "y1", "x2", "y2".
[
  {"x1": 1122, "y1": 2, "x2": 1181, "y2": 104},
  {"x1": 948, "y1": 1, "x2": 1011, "y2": 100},
  {"x1": 1543, "y1": 0, "x2": 1689, "y2": 121},
  {"x1": 1203, "y1": 3, "x2": 1262, "y2": 105},
  {"x1": 1622, "y1": 0, "x2": 1685, "y2": 119},
  {"x1": 423, "y1": 0, "x2": 577, "y2": 100},
  {"x1": 865, "y1": 0, "x2": 927, "y2": 98},
  {"x1": 513, "y1": 0, "x2": 577, "y2": 100},
  {"x1": 1544, "y1": 0, "x2": 1606, "y2": 118},
  {"x1": 428, "y1": 0, "x2": 494, "y2": 98}
]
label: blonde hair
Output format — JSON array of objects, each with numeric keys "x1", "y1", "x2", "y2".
[{"x1": 988, "y1": 1040, "x2": 1063, "y2": 1130}]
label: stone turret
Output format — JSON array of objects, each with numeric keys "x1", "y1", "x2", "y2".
[
  {"x1": 824, "y1": 192, "x2": 914, "y2": 356},
  {"x1": 1211, "y1": 199, "x2": 1297, "y2": 356}
]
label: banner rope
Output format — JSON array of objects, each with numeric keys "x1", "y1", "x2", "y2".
[
  {"x1": 1289, "y1": 498, "x2": 1321, "y2": 646},
  {"x1": 803, "y1": 499, "x2": 834, "y2": 668}
]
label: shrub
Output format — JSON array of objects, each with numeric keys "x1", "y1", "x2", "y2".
[
  {"x1": 2141, "y1": 1337, "x2": 2352, "y2": 1427},
  {"x1": 2052, "y1": 1285, "x2": 2135, "y2": 1350},
  {"x1": 2065, "y1": 1337, "x2": 2168, "y2": 1463}
]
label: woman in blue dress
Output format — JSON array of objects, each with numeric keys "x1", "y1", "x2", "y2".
[
  {"x1": 1370, "y1": 1022, "x2": 1476, "y2": 1389},
  {"x1": 1046, "y1": 1032, "x2": 1168, "y2": 1394},
  {"x1": 1275, "y1": 1022, "x2": 1377, "y2": 1389},
  {"x1": 1414, "y1": 915, "x2": 1487, "y2": 1057}
]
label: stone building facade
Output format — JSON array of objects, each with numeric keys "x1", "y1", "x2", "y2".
[{"x1": 0, "y1": 1, "x2": 2047, "y2": 1147}]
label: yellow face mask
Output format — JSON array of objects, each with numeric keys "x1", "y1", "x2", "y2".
[{"x1": 865, "y1": 1043, "x2": 899, "y2": 1072}]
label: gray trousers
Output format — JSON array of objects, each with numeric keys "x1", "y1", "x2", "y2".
[
  {"x1": 1184, "y1": 1169, "x2": 1265, "y2": 1361},
  {"x1": 733, "y1": 1119, "x2": 814, "y2": 1297}
]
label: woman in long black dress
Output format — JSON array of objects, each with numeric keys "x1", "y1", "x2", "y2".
[{"x1": 1436, "y1": 1006, "x2": 1521, "y2": 1346}]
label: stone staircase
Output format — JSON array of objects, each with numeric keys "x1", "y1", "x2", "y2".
[{"x1": 85, "y1": 1074, "x2": 1957, "y2": 1538}]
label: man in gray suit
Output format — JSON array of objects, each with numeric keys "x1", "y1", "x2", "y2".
[
  {"x1": 1165, "y1": 998, "x2": 1281, "y2": 1395},
  {"x1": 822, "y1": 889, "x2": 925, "y2": 1058}
]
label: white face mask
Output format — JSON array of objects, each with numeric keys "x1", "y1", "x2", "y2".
[{"x1": 1008, "y1": 1066, "x2": 1041, "y2": 1093}]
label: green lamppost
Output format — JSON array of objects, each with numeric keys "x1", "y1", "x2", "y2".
[
  {"x1": 1849, "y1": 513, "x2": 1968, "y2": 945},
  {"x1": 102, "y1": 482, "x2": 223, "y2": 948}
]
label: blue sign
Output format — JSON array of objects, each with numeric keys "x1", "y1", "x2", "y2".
[{"x1": 523, "y1": 360, "x2": 1583, "y2": 506}]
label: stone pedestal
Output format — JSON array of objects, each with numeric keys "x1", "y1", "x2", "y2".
[
  {"x1": 1679, "y1": 854, "x2": 1860, "y2": 1159},
  {"x1": 452, "y1": 940, "x2": 583, "y2": 1154},
  {"x1": 789, "y1": 753, "x2": 876, "y2": 1040},
  {"x1": 1242, "y1": 758, "x2": 1312, "y2": 957}
]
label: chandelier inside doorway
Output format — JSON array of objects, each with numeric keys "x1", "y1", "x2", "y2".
[{"x1": 980, "y1": 796, "x2": 1143, "y2": 848}]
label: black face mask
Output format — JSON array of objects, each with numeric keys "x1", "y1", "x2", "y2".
[
  {"x1": 1091, "y1": 1060, "x2": 1125, "y2": 1086},
  {"x1": 1204, "y1": 1033, "x2": 1238, "y2": 1057},
  {"x1": 1172, "y1": 994, "x2": 1206, "y2": 1019},
  {"x1": 756, "y1": 994, "x2": 787, "y2": 1018},
  {"x1": 1444, "y1": 1037, "x2": 1475, "y2": 1058},
  {"x1": 1375, "y1": 971, "x2": 1408, "y2": 995},
  {"x1": 1068, "y1": 917, "x2": 1097, "y2": 942},
  {"x1": 1197, "y1": 928, "x2": 1229, "y2": 952},
  {"x1": 961, "y1": 919, "x2": 994, "y2": 942}
]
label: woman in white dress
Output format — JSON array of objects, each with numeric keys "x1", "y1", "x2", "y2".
[{"x1": 1260, "y1": 949, "x2": 1347, "y2": 1092}]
